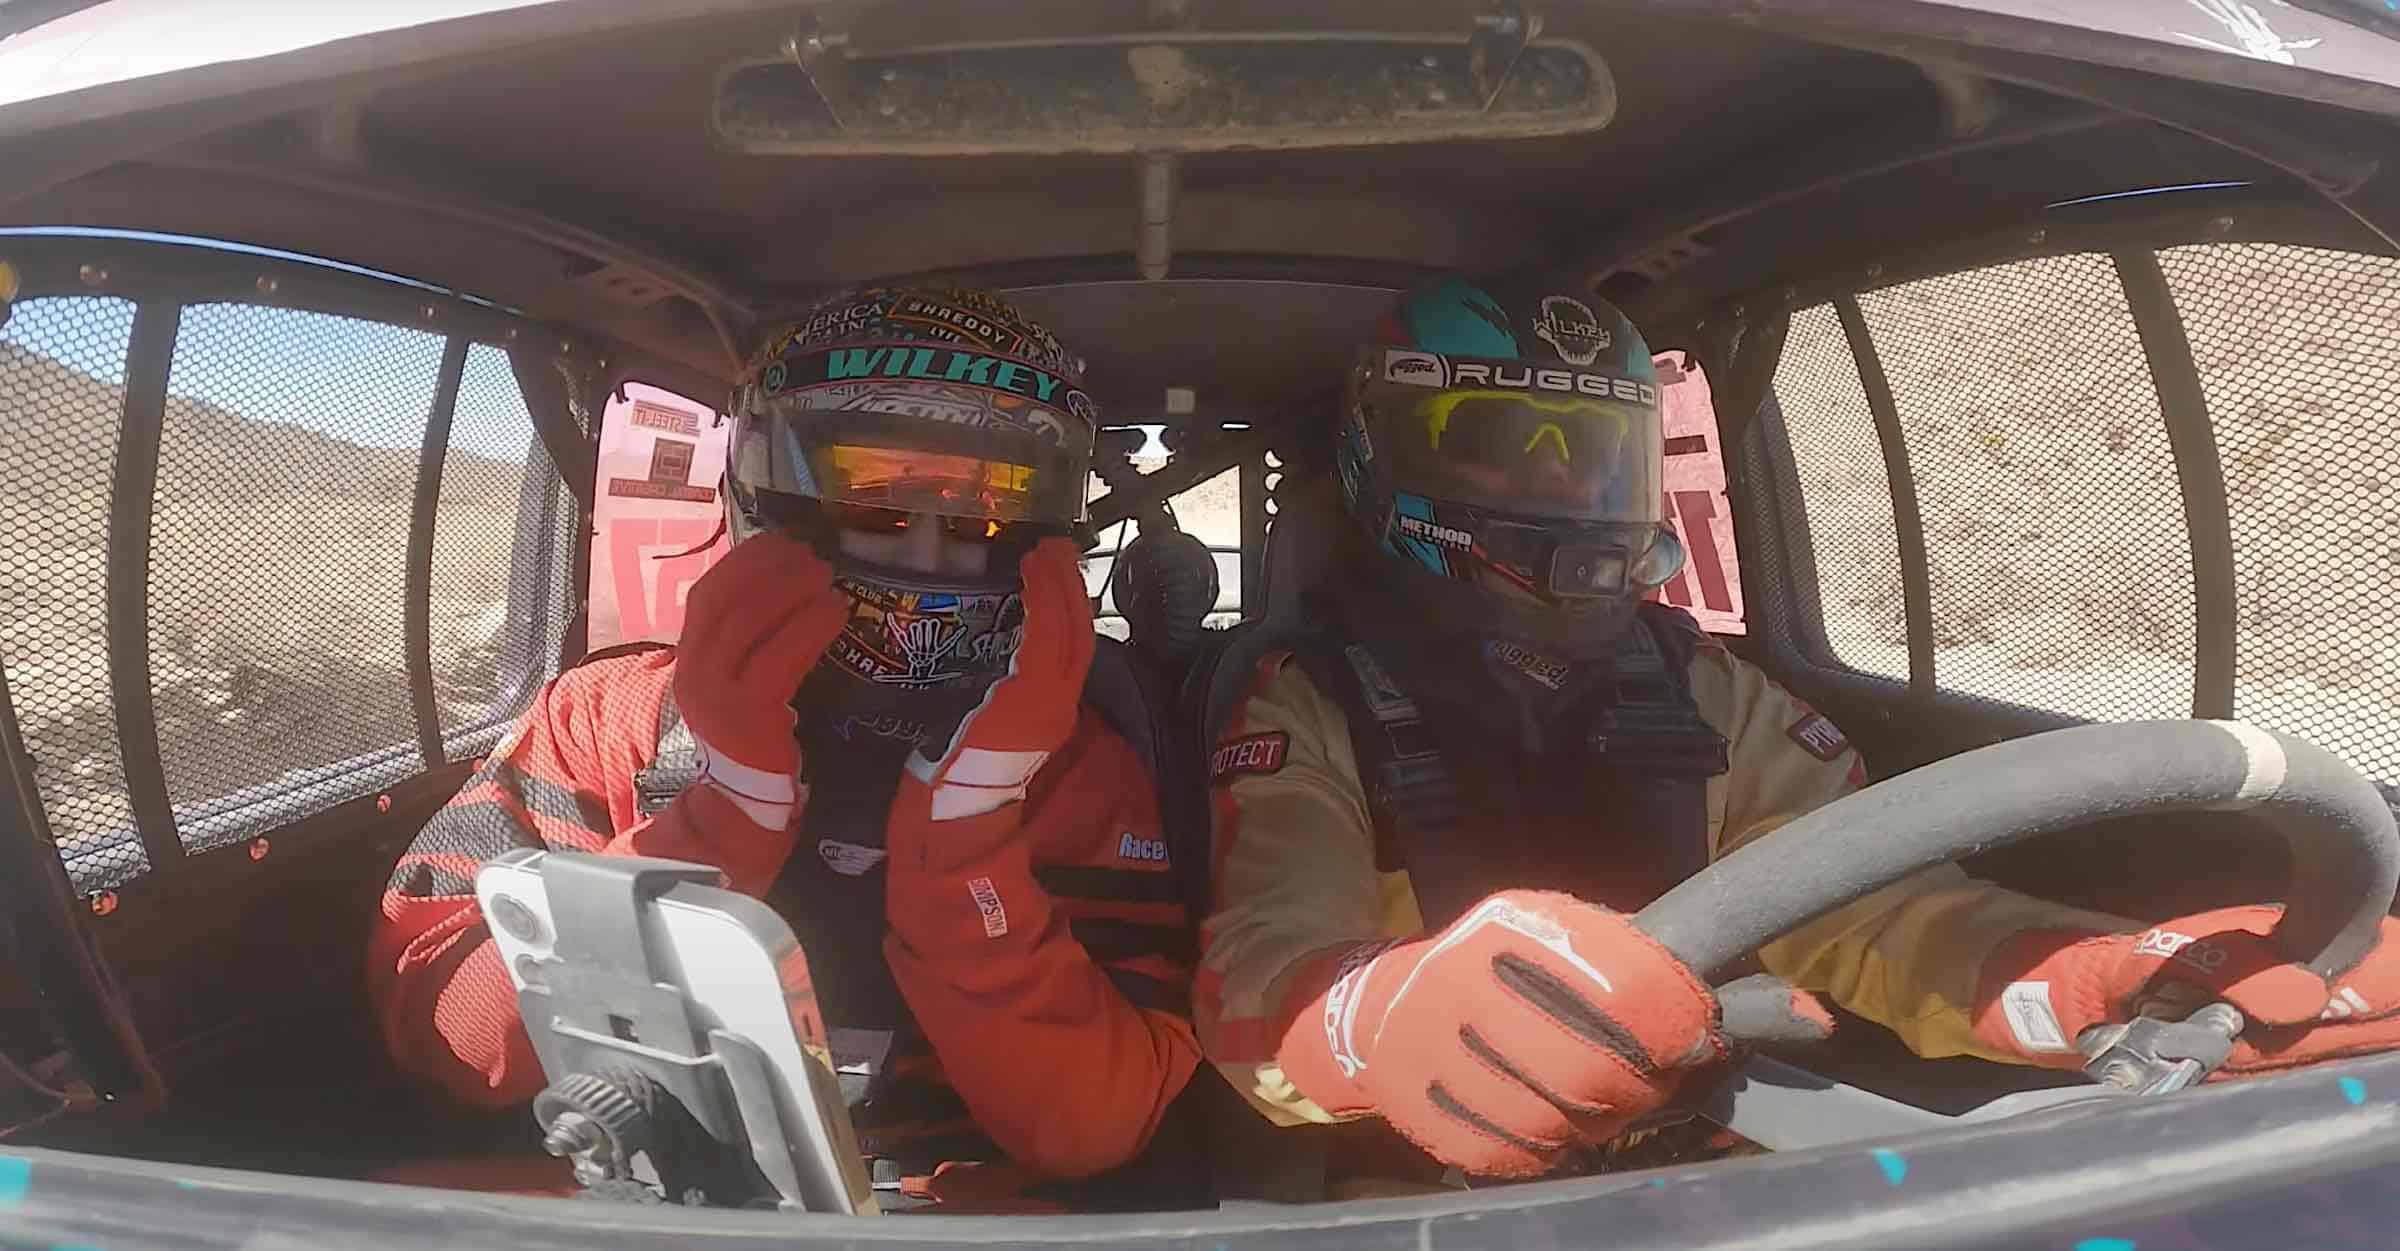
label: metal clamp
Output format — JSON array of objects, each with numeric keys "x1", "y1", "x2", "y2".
[{"x1": 2080, "y1": 1001, "x2": 2244, "y2": 1095}]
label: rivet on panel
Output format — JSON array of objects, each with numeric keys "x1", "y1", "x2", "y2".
[
  {"x1": 2212, "y1": 215, "x2": 2236, "y2": 234},
  {"x1": 2027, "y1": 229, "x2": 2048, "y2": 246},
  {"x1": 249, "y1": 836, "x2": 271, "y2": 861},
  {"x1": 490, "y1": 893, "x2": 546, "y2": 944},
  {"x1": 89, "y1": 890, "x2": 117, "y2": 916},
  {"x1": 1865, "y1": 263, "x2": 1884, "y2": 280},
  {"x1": 420, "y1": 304, "x2": 439, "y2": 323},
  {"x1": 255, "y1": 276, "x2": 280, "y2": 297},
  {"x1": 557, "y1": 340, "x2": 575, "y2": 356},
  {"x1": 78, "y1": 264, "x2": 109, "y2": 287},
  {"x1": 503, "y1": 326, "x2": 521, "y2": 343}
]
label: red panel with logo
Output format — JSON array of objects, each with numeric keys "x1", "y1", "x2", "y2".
[
  {"x1": 1649, "y1": 352, "x2": 1745, "y2": 635},
  {"x1": 588, "y1": 383, "x2": 732, "y2": 648}
]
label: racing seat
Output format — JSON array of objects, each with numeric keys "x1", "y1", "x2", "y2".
[
  {"x1": 1173, "y1": 477, "x2": 1358, "y2": 1203},
  {"x1": 1183, "y1": 474, "x2": 1343, "y2": 749}
]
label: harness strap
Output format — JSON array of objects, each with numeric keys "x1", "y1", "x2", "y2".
[{"x1": 1298, "y1": 603, "x2": 1728, "y2": 925}]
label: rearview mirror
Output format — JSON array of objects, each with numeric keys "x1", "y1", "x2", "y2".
[{"x1": 712, "y1": 31, "x2": 1615, "y2": 156}]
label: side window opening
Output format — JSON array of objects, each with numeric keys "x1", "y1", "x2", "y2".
[
  {"x1": 0, "y1": 248, "x2": 583, "y2": 892},
  {"x1": 152, "y1": 305, "x2": 448, "y2": 855},
  {"x1": 1860, "y1": 255, "x2": 2195, "y2": 722},
  {"x1": 1773, "y1": 304, "x2": 1906, "y2": 680},
  {"x1": 0, "y1": 296, "x2": 145, "y2": 885},
  {"x1": 432, "y1": 344, "x2": 578, "y2": 756},
  {"x1": 1763, "y1": 237, "x2": 2400, "y2": 783},
  {"x1": 2160, "y1": 242, "x2": 2400, "y2": 779}
]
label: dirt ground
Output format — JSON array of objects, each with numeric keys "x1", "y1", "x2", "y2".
[
  {"x1": 1777, "y1": 243, "x2": 2400, "y2": 777},
  {"x1": 0, "y1": 332, "x2": 545, "y2": 873}
]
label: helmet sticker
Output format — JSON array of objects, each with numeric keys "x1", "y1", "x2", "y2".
[
  {"x1": 1390, "y1": 493, "x2": 1459, "y2": 577},
  {"x1": 777, "y1": 379, "x2": 1076, "y2": 446},
  {"x1": 1396, "y1": 512, "x2": 1474, "y2": 552},
  {"x1": 1369, "y1": 349, "x2": 1656, "y2": 405},
  {"x1": 765, "y1": 288, "x2": 1082, "y2": 382},
  {"x1": 1533, "y1": 294, "x2": 1613, "y2": 367},
  {"x1": 1383, "y1": 350, "x2": 1446, "y2": 387},
  {"x1": 825, "y1": 580, "x2": 1025, "y2": 689},
  {"x1": 1485, "y1": 639, "x2": 1570, "y2": 690}
]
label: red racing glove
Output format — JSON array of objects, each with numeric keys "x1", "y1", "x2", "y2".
[
  {"x1": 644, "y1": 532, "x2": 848, "y2": 889},
  {"x1": 1276, "y1": 890, "x2": 1799, "y2": 1178},
  {"x1": 894, "y1": 537, "x2": 1093, "y2": 843},
  {"x1": 1973, "y1": 906, "x2": 2400, "y2": 1076}
]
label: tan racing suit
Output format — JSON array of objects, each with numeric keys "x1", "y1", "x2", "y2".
[{"x1": 1197, "y1": 629, "x2": 2129, "y2": 1128}]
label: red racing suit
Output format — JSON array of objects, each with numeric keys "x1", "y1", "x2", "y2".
[{"x1": 368, "y1": 646, "x2": 1201, "y2": 1199}]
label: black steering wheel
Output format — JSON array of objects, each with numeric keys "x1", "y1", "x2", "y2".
[{"x1": 1633, "y1": 720, "x2": 2400, "y2": 1093}]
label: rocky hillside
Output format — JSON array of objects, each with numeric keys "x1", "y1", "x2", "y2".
[{"x1": 0, "y1": 336, "x2": 549, "y2": 866}]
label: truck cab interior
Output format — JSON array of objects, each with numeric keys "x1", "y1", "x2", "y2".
[{"x1": 3, "y1": 0, "x2": 2400, "y2": 1239}]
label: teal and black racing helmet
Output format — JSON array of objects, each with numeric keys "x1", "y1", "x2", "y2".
[{"x1": 1335, "y1": 276, "x2": 1686, "y2": 627}]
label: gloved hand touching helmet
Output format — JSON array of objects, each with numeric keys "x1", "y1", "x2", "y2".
[
  {"x1": 886, "y1": 536, "x2": 1093, "y2": 871},
  {"x1": 625, "y1": 531, "x2": 848, "y2": 893},
  {"x1": 1973, "y1": 906, "x2": 2400, "y2": 1075},
  {"x1": 1275, "y1": 889, "x2": 1832, "y2": 1178}
]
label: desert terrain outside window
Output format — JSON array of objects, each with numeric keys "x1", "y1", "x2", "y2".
[
  {"x1": 1768, "y1": 240, "x2": 2400, "y2": 783},
  {"x1": 1774, "y1": 253, "x2": 2201, "y2": 721},
  {"x1": 0, "y1": 295, "x2": 147, "y2": 888},
  {"x1": 2159, "y1": 243, "x2": 2400, "y2": 781},
  {"x1": 1858, "y1": 254, "x2": 2196, "y2": 722},
  {"x1": 152, "y1": 305, "x2": 575, "y2": 855},
  {"x1": 429, "y1": 344, "x2": 581, "y2": 757},
  {"x1": 1773, "y1": 302, "x2": 1910, "y2": 683}
]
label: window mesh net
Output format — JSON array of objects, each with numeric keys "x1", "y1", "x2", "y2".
[
  {"x1": 152, "y1": 305, "x2": 446, "y2": 854},
  {"x1": 1861, "y1": 254, "x2": 2194, "y2": 721},
  {"x1": 0, "y1": 297, "x2": 145, "y2": 889},
  {"x1": 431, "y1": 345, "x2": 571, "y2": 755},
  {"x1": 1772, "y1": 302, "x2": 1907, "y2": 680},
  {"x1": 2162, "y1": 243, "x2": 2400, "y2": 781}
]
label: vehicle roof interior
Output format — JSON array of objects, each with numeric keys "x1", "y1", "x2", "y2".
[{"x1": 8, "y1": 0, "x2": 2389, "y2": 435}]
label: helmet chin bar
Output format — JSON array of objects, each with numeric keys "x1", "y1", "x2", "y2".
[
  {"x1": 1342, "y1": 472, "x2": 1669, "y2": 658},
  {"x1": 1351, "y1": 522, "x2": 1642, "y2": 662},
  {"x1": 726, "y1": 479, "x2": 1034, "y2": 719}
]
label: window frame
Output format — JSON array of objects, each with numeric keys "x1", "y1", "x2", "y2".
[
  {"x1": 0, "y1": 234, "x2": 705, "y2": 892},
  {"x1": 1711, "y1": 199, "x2": 2393, "y2": 732}
]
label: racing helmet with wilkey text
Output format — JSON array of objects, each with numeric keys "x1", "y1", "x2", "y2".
[{"x1": 725, "y1": 286, "x2": 1098, "y2": 699}]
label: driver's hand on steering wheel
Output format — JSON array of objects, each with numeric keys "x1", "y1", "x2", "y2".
[
  {"x1": 1973, "y1": 906, "x2": 2400, "y2": 1075},
  {"x1": 1274, "y1": 889, "x2": 1832, "y2": 1178}
]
